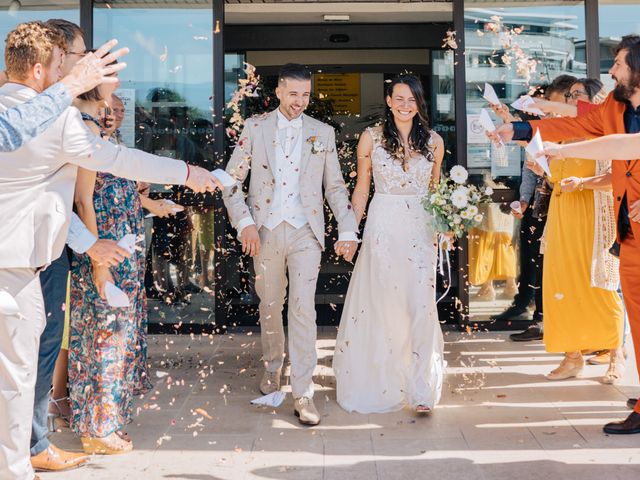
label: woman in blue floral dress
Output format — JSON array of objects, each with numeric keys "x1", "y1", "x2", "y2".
[{"x1": 69, "y1": 82, "x2": 177, "y2": 454}]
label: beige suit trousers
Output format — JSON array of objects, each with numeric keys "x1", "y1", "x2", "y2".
[
  {"x1": 0, "y1": 268, "x2": 44, "y2": 480},
  {"x1": 254, "y1": 223, "x2": 322, "y2": 399}
]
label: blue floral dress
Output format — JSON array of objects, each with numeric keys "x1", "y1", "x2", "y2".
[{"x1": 69, "y1": 114, "x2": 152, "y2": 438}]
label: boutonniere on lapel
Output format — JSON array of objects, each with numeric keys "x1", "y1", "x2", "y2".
[{"x1": 307, "y1": 136, "x2": 326, "y2": 154}]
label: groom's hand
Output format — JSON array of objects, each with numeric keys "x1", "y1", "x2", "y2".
[
  {"x1": 335, "y1": 241, "x2": 358, "y2": 262},
  {"x1": 240, "y1": 225, "x2": 261, "y2": 256}
]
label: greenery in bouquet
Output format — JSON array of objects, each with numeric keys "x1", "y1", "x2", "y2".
[{"x1": 422, "y1": 166, "x2": 493, "y2": 238}]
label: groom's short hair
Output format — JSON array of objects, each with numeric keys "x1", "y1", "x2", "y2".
[{"x1": 278, "y1": 63, "x2": 312, "y2": 84}]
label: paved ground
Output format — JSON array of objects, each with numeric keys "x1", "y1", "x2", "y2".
[{"x1": 45, "y1": 329, "x2": 640, "y2": 480}]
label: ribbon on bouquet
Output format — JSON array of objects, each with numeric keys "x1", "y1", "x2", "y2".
[{"x1": 436, "y1": 233, "x2": 452, "y2": 304}]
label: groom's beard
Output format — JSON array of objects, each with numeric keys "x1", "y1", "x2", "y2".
[{"x1": 613, "y1": 75, "x2": 640, "y2": 103}]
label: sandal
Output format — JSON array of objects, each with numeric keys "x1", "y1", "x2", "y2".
[
  {"x1": 602, "y1": 348, "x2": 626, "y2": 384},
  {"x1": 47, "y1": 395, "x2": 71, "y2": 432}
]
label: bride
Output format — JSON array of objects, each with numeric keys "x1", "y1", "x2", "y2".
[{"x1": 333, "y1": 75, "x2": 445, "y2": 414}]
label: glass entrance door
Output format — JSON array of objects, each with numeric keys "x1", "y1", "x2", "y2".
[{"x1": 223, "y1": 39, "x2": 456, "y2": 325}]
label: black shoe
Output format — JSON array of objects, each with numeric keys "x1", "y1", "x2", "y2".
[
  {"x1": 491, "y1": 305, "x2": 530, "y2": 321},
  {"x1": 628, "y1": 398, "x2": 638, "y2": 410},
  {"x1": 603, "y1": 412, "x2": 640, "y2": 435},
  {"x1": 181, "y1": 282, "x2": 203, "y2": 294},
  {"x1": 532, "y1": 311, "x2": 543, "y2": 322},
  {"x1": 509, "y1": 325, "x2": 543, "y2": 342}
]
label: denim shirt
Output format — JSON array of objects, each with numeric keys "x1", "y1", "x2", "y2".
[{"x1": 0, "y1": 82, "x2": 72, "y2": 152}]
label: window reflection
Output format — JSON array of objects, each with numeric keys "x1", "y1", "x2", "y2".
[
  {"x1": 0, "y1": 0, "x2": 79, "y2": 65},
  {"x1": 598, "y1": 1, "x2": 640, "y2": 90},
  {"x1": 464, "y1": 1, "x2": 586, "y2": 321},
  {"x1": 94, "y1": 1, "x2": 215, "y2": 325}
]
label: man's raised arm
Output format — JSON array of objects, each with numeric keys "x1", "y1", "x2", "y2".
[{"x1": 0, "y1": 39, "x2": 127, "y2": 152}]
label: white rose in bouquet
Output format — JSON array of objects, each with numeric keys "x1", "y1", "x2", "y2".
[
  {"x1": 450, "y1": 165, "x2": 469, "y2": 185},
  {"x1": 451, "y1": 186, "x2": 470, "y2": 209}
]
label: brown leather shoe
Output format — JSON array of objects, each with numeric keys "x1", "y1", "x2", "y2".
[
  {"x1": 603, "y1": 412, "x2": 640, "y2": 435},
  {"x1": 294, "y1": 397, "x2": 320, "y2": 426},
  {"x1": 31, "y1": 444, "x2": 88, "y2": 471},
  {"x1": 259, "y1": 368, "x2": 282, "y2": 395}
]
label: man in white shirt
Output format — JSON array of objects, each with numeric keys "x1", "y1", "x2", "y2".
[
  {"x1": 0, "y1": 21, "x2": 220, "y2": 480},
  {"x1": 223, "y1": 64, "x2": 358, "y2": 426}
]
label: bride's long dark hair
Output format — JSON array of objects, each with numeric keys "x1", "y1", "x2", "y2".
[{"x1": 382, "y1": 75, "x2": 432, "y2": 169}]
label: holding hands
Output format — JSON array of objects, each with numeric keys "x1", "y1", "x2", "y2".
[
  {"x1": 241, "y1": 225, "x2": 261, "y2": 257},
  {"x1": 335, "y1": 241, "x2": 358, "y2": 263}
]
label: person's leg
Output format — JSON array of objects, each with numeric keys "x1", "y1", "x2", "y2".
[
  {"x1": 31, "y1": 254, "x2": 69, "y2": 457},
  {"x1": 253, "y1": 224, "x2": 288, "y2": 376},
  {"x1": 51, "y1": 349, "x2": 69, "y2": 407},
  {"x1": 512, "y1": 208, "x2": 537, "y2": 309},
  {"x1": 285, "y1": 225, "x2": 322, "y2": 400},
  {"x1": 619, "y1": 235, "x2": 640, "y2": 415},
  {"x1": 603, "y1": 233, "x2": 640, "y2": 434},
  {"x1": 0, "y1": 268, "x2": 45, "y2": 480}
]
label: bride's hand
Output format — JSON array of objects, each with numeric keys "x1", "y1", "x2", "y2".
[
  {"x1": 442, "y1": 232, "x2": 456, "y2": 250},
  {"x1": 335, "y1": 240, "x2": 358, "y2": 262}
]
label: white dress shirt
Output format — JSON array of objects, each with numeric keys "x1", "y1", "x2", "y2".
[
  {"x1": 67, "y1": 212, "x2": 97, "y2": 254},
  {"x1": 237, "y1": 110, "x2": 358, "y2": 242}
]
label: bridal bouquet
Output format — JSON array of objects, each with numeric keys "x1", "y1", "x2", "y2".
[{"x1": 422, "y1": 166, "x2": 493, "y2": 239}]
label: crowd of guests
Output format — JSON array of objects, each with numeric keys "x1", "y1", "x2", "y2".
[
  {"x1": 487, "y1": 34, "x2": 640, "y2": 434},
  {"x1": 0, "y1": 19, "x2": 222, "y2": 480},
  {"x1": 1, "y1": 16, "x2": 640, "y2": 480},
  {"x1": 488, "y1": 74, "x2": 626, "y2": 385}
]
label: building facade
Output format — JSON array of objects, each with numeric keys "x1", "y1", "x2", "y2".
[{"x1": 1, "y1": 0, "x2": 637, "y2": 329}]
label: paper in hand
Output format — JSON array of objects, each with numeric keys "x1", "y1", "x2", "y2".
[
  {"x1": 0, "y1": 290, "x2": 20, "y2": 315},
  {"x1": 211, "y1": 169, "x2": 236, "y2": 187},
  {"x1": 479, "y1": 108, "x2": 496, "y2": 133},
  {"x1": 525, "y1": 130, "x2": 552, "y2": 177},
  {"x1": 482, "y1": 83, "x2": 501, "y2": 106},
  {"x1": 479, "y1": 109, "x2": 504, "y2": 148},
  {"x1": 511, "y1": 95, "x2": 545, "y2": 117},
  {"x1": 105, "y1": 281, "x2": 130, "y2": 308},
  {"x1": 144, "y1": 200, "x2": 184, "y2": 219},
  {"x1": 164, "y1": 200, "x2": 185, "y2": 214},
  {"x1": 250, "y1": 391, "x2": 286, "y2": 408},
  {"x1": 117, "y1": 233, "x2": 136, "y2": 255}
]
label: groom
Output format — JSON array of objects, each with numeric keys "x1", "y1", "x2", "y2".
[{"x1": 223, "y1": 64, "x2": 358, "y2": 425}]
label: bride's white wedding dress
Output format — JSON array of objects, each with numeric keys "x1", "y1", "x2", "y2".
[{"x1": 333, "y1": 128, "x2": 445, "y2": 414}]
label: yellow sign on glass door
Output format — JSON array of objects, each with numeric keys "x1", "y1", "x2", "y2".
[{"x1": 314, "y1": 73, "x2": 361, "y2": 115}]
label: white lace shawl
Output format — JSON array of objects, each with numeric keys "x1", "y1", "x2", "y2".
[{"x1": 591, "y1": 159, "x2": 619, "y2": 291}]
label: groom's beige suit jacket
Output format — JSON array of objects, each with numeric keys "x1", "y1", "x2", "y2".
[{"x1": 223, "y1": 110, "x2": 357, "y2": 247}]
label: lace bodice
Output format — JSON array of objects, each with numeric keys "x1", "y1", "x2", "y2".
[{"x1": 368, "y1": 127, "x2": 434, "y2": 195}]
